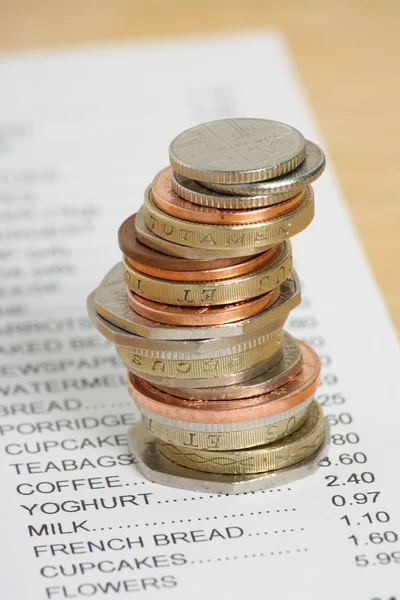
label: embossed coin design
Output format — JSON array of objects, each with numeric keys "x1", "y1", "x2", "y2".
[
  {"x1": 127, "y1": 340, "x2": 321, "y2": 423},
  {"x1": 157, "y1": 402, "x2": 325, "y2": 474},
  {"x1": 123, "y1": 241, "x2": 292, "y2": 306},
  {"x1": 94, "y1": 264, "x2": 301, "y2": 341},
  {"x1": 138, "y1": 387, "x2": 312, "y2": 432},
  {"x1": 118, "y1": 213, "x2": 248, "y2": 269},
  {"x1": 203, "y1": 141, "x2": 326, "y2": 197},
  {"x1": 89, "y1": 289, "x2": 285, "y2": 357},
  {"x1": 126, "y1": 358, "x2": 283, "y2": 390},
  {"x1": 128, "y1": 422, "x2": 331, "y2": 493},
  {"x1": 126, "y1": 288, "x2": 281, "y2": 326},
  {"x1": 118, "y1": 327, "x2": 283, "y2": 381},
  {"x1": 159, "y1": 332, "x2": 303, "y2": 400},
  {"x1": 143, "y1": 406, "x2": 309, "y2": 451},
  {"x1": 143, "y1": 186, "x2": 314, "y2": 251},
  {"x1": 169, "y1": 118, "x2": 306, "y2": 183},
  {"x1": 135, "y1": 208, "x2": 263, "y2": 259}
]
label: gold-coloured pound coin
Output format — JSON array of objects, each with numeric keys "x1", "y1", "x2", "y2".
[
  {"x1": 123, "y1": 242, "x2": 292, "y2": 306},
  {"x1": 157, "y1": 401, "x2": 325, "y2": 474},
  {"x1": 135, "y1": 208, "x2": 262, "y2": 259},
  {"x1": 143, "y1": 406, "x2": 309, "y2": 451},
  {"x1": 143, "y1": 186, "x2": 314, "y2": 251},
  {"x1": 117, "y1": 327, "x2": 283, "y2": 380}
]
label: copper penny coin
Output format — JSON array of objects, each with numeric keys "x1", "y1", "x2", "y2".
[
  {"x1": 124, "y1": 245, "x2": 279, "y2": 282},
  {"x1": 152, "y1": 167, "x2": 305, "y2": 225},
  {"x1": 126, "y1": 287, "x2": 281, "y2": 326},
  {"x1": 126, "y1": 341, "x2": 320, "y2": 424},
  {"x1": 118, "y1": 214, "x2": 248, "y2": 271}
]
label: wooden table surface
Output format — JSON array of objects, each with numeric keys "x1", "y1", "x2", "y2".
[{"x1": 1, "y1": 0, "x2": 399, "y2": 331}]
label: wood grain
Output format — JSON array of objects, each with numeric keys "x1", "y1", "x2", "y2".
[{"x1": 1, "y1": 0, "x2": 399, "y2": 330}]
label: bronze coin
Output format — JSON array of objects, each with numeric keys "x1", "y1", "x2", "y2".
[
  {"x1": 126, "y1": 287, "x2": 281, "y2": 326},
  {"x1": 118, "y1": 213, "x2": 250, "y2": 271}
]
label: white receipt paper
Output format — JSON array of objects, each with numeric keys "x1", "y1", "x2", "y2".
[{"x1": 0, "y1": 31, "x2": 399, "y2": 600}]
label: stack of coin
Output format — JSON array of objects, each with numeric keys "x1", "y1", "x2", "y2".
[{"x1": 87, "y1": 118, "x2": 330, "y2": 493}]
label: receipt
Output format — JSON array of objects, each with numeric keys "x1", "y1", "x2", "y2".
[{"x1": 0, "y1": 31, "x2": 399, "y2": 600}]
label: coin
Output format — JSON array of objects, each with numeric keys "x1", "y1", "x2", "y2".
[
  {"x1": 169, "y1": 119, "x2": 306, "y2": 183},
  {"x1": 85, "y1": 118, "x2": 327, "y2": 493},
  {"x1": 127, "y1": 340, "x2": 320, "y2": 423},
  {"x1": 93, "y1": 264, "x2": 300, "y2": 340},
  {"x1": 157, "y1": 401, "x2": 325, "y2": 474},
  {"x1": 124, "y1": 245, "x2": 279, "y2": 282},
  {"x1": 203, "y1": 141, "x2": 326, "y2": 197},
  {"x1": 89, "y1": 289, "x2": 285, "y2": 357},
  {"x1": 119, "y1": 327, "x2": 283, "y2": 380},
  {"x1": 152, "y1": 167, "x2": 305, "y2": 224},
  {"x1": 128, "y1": 421, "x2": 330, "y2": 493},
  {"x1": 124, "y1": 351, "x2": 283, "y2": 389},
  {"x1": 118, "y1": 213, "x2": 248, "y2": 269},
  {"x1": 171, "y1": 171, "x2": 300, "y2": 209},
  {"x1": 123, "y1": 241, "x2": 292, "y2": 306},
  {"x1": 143, "y1": 186, "x2": 314, "y2": 250},
  {"x1": 138, "y1": 384, "x2": 311, "y2": 431},
  {"x1": 126, "y1": 287, "x2": 280, "y2": 326},
  {"x1": 143, "y1": 405, "x2": 309, "y2": 450},
  {"x1": 159, "y1": 331, "x2": 303, "y2": 401},
  {"x1": 135, "y1": 208, "x2": 264, "y2": 259}
]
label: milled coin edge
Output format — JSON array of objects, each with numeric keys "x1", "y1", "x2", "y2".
[{"x1": 128, "y1": 420, "x2": 330, "y2": 493}]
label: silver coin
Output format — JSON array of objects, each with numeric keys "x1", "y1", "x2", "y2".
[
  {"x1": 138, "y1": 358, "x2": 309, "y2": 431},
  {"x1": 139, "y1": 396, "x2": 313, "y2": 432},
  {"x1": 203, "y1": 141, "x2": 325, "y2": 197},
  {"x1": 171, "y1": 171, "x2": 299, "y2": 209},
  {"x1": 158, "y1": 331, "x2": 302, "y2": 400},
  {"x1": 135, "y1": 208, "x2": 265, "y2": 259},
  {"x1": 88, "y1": 290, "x2": 285, "y2": 359},
  {"x1": 124, "y1": 353, "x2": 282, "y2": 389},
  {"x1": 93, "y1": 262, "x2": 300, "y2": 341},
  {"x1": 169, "y1": 118, "x2": 306, "y2": 184},
  {"x1": 128, "y1": 421, "x2": 330, "y2": 493}
]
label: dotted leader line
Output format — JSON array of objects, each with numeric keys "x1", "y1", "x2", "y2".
[
  {"x1": 116, "y1": 484, "x2": 293, "y2": 495},
  {"x1": 90, "y1": 508, "x2": 297, "y2": 532},
  {"x1": 192, "y1": 549, "x2": 309, "y2": 564},
  {"x1": 248, "y1": 528, "x2": 305, "y2": 536},
  {"x1": 156, "y1": 488, "x2": 292, "y2": 503}
]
